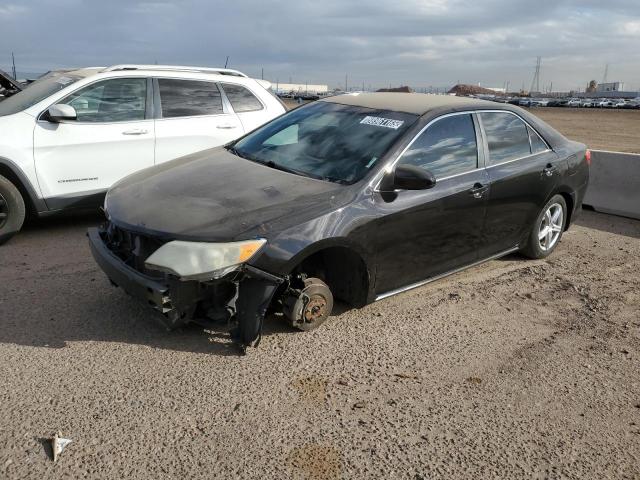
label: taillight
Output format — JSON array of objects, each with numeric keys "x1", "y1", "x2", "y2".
[{"x1": 585, "y1": 149, "x2": 591, "y2": 166}]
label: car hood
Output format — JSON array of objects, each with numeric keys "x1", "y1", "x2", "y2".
[{"x1": 106, "y1": 147, "x2": 351, "y2": 241}]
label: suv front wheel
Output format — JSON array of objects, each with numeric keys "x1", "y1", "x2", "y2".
[{"x1": 0, "y1": 174, "x2": 26, "y2": 244}]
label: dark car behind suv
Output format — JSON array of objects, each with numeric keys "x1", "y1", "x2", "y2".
[{"x1": 88, "y1": 93, "x2": 589, "y2": 352}]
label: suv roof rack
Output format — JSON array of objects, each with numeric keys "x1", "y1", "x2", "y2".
[{"x1": 102, "y1": 64, "x2": 248, "y2": 77}]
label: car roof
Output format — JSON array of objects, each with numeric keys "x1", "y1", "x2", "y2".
[{"x1": 321, "y1": 92, "x2": 497, "y2": 116}]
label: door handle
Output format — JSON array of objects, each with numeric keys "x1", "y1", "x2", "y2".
[
  {"x1": 216, "y1": 124, "x2": 237, "y2": 129},
  {"x1": 122, "y1": 129, "x2": 148, "y2": 135},
  {"x1": 543, "y1": 164, "x2": 557, "y2": 177},
  {"x1": 469, "y1": 183, "x2": 489, "y2": 199}
]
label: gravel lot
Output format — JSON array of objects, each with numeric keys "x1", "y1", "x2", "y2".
[
  {"x1": 284, "y1": 99, "x2": 640, "y2": 154},
  {"x1": 1, "y1": 210, "x2": 639, "y2": 479},
  {"x1": 531, "y1": 107, "x2": 640, "y2": 154}
]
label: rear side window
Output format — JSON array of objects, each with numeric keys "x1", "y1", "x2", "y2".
[
  {"x1": 158, "y1": 79, "x2": 223, "y2": 118},
  {"x1": 399, "y1": 114, "x2": 478, "y2": 178},
  {"x1": 221, "y1": 83, "x2": 263, "y2": 112},
  {"x1": 479, "y1": 112, "x2": 531, "y2": 165},
  {"x1": 528, "y1": 126, "x2": 548, "y2": 154}
]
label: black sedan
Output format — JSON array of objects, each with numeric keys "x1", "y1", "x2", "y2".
[{"x1": 88, "y1": 93, "x2": 590, "y2": 352}]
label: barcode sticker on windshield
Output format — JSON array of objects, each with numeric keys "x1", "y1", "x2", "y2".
[{"x1": 360, "y1": 116, "x2": 404, "y2": 129}]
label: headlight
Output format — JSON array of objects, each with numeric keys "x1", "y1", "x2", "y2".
[{"x1": 145, "y1": 239, "x2": 266, "y2": 280}]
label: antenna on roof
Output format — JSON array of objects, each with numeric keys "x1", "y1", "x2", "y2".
[
  {"x1": 224, "y1": 56, "x2": 229, "y2": 68},
  {"x1": 11, "y1": 52, "x2": 16, "y2": 79}
]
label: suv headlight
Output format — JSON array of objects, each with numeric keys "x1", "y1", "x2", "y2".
[{"x1": 145, "y1": 239, "x2": 266, "y2": 280}]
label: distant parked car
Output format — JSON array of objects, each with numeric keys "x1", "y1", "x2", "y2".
[
  {"x1": 580, "y1": 99, "x2": 595, "y2": 108},
  {"x1": 0, "y1": 64, "x2": 286, "y2": 243},
  {"x1": 613, "y1": 100, "x2": 627, "y2": 108},
  {"x1": 566, "y1": 99, "x2": 582, "y2": 107},
  {"x1": 0, "y1": 69, "x2": 23, "y2": 102},
  {"x1": 88, "y1": 93, "x2": 590, "y2": 351},
  {"x1": 621, "y1": 100, "x2": 640, "y2": 109},
  {"x1": 597, "y1": 99, "x2": 615, "y2": 108}
]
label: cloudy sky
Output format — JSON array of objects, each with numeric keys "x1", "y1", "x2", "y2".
[{"x1": 1, "y1": 0, "x2": 639, "y2": 91}]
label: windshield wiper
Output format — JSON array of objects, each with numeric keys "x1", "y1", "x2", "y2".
[{"x1": 262, "y1": 160, "x2": 315, "y2": 179}]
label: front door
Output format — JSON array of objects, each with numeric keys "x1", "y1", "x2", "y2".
[
  {"x1": 153, "y1": 78, "x2": 243, "y2": 164},
  {"x1": 34, "y1": 77, "x2": 154, "y2": 209},
  {"x1": 373, "y1": 113, "x2": 489, "y2": 295}
]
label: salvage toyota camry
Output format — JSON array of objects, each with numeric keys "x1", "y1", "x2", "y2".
[{"x1": 88, "y1": 93, "x2": 590, "y2": 352}]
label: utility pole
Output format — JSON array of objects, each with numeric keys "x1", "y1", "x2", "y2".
[
  {"x1": 530, "y1": 56, "x2": 541, "y2": 94},
  {"x1": 11, "y1": 52, "x2": 16, "y2": 79}
]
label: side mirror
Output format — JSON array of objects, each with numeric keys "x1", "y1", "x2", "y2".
[
  {"x1": 47, "y1": 104, "x2": 77, "y2": 122},
  {"x1": 379, "y1": 164, "x2": 436, "y2": 191}
]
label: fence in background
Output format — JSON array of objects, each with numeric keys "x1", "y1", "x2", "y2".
[{"x1": 583, "y1": 150, "x2": 640, "y2": 220}]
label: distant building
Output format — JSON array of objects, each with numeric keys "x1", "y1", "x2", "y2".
[
  {"x1": 596, "y1": 82, "x2": 625, "y2": 92},
  {"x1": 272, "y1": 83, "x2": 328, "y2": 95},
  {"x1": 448, "y1": 84, "x2": 501, "y2": 96},
  {"x1": 377, "y1": 86, "x2": 413, "y2": 93}
]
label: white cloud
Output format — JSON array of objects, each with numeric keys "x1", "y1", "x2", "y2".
[{"x1": 1, "y1": 0, "x2": 639, "y2": 90}]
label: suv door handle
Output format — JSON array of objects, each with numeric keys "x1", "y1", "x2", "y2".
[
  {"x1": 469, "y1": 183, "x2": 489, "y2": 199},
  {"x1": 122, "y1": 129, "x2": 148, "y2": 135},
  {"x1": 543, "y1": 164, "x2": 557, "y2": 177},
  {"x1": 216, "y1": 124, "x2": 237, "y2": 129}
]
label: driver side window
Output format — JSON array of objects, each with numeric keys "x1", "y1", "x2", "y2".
[
  {"x1": 399, "y1": 114, "x2": 478, "y2": 179},
  {"x1": 60, "y1": 78, "x2": 147, "y2": 123}
]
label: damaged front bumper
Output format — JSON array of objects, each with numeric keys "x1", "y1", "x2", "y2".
[{"x1": 87, "y1": 227, "x2": 284, "y2": 350}]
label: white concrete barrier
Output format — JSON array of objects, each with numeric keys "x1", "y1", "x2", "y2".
[{"x1": 583, "y1": 150, "x2": 640, "y2": 220}]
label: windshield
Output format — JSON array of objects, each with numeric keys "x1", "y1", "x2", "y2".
[
  {"x1": 0, "y1": 72, "x2": 82, "y2": 117},
  {"x1": 230, "y1": 101, "x2": 417, "y2": 184}
]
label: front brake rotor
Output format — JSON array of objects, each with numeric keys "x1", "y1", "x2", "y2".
[{"x1": 286, "y1": 277, "x2": 334, "y2": 331}]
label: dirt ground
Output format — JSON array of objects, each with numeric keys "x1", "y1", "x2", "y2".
[
  {"x1": 531, "y1": 108, "x2": 640, "y2": 154},
  {"x1": 284, "y1": 99, "x2": 640, "y2": 154},
  {"x1": 0, "y1": 209, "x2": 639, "y2": 479}
]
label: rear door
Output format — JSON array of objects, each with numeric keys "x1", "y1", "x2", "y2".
[
  {"x1": 478, "y1": 111, "x2": 566, "y2": 256},
  {"x1": 373, "y1": 113, "x2": 489, "y2": 295},
  {"x1": 219, "y1": 82, "x2": 272, "y2": 133},
  {"x1": 153, "y1": 78, "x2": 243, "y2": 164},
  {"x1": 33, "y1": 77, "x2": 154, "y2": 208}
]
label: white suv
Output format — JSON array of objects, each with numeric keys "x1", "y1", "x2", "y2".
[{"x1": 0, "y1": 64, "x2": 286, "y2": 243}]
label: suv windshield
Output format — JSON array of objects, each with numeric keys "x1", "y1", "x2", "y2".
[
  {"x1": 230, "y1": 101, "x2": 417, "y2": 184},
  {"x1": 0, "y1": 72, "x2": 82, "y2": 117}
]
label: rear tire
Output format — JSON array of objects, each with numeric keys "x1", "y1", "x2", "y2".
[
  {"x1": 521, "y1": 194, "x2": 567, "y2": 259},
  {"x1": 0, "y1": 174, "x2": 26, "y2": 245}
]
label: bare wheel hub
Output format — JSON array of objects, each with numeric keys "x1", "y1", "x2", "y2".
[
  {"x1": 284, "y1": 277, "x2": 334, "y2": 331},
  {"x1": 304, "y1": 296, "x2": 328, "y2": 323}
]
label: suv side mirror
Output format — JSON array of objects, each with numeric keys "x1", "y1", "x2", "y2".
[
  {"x1": 47, "y1": 104, "x2": 77, "y2": 122},
  {"x1": 379, "y1": 164, "x2": 436, "y2": 191}
]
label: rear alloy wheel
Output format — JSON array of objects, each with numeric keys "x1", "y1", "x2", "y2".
[
  {"x1": 521, "y1": 194, "x2": 567, "y2": 259},
  {"x1": 0, "y1": 174, "x2": 26, "y2": 245}
]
